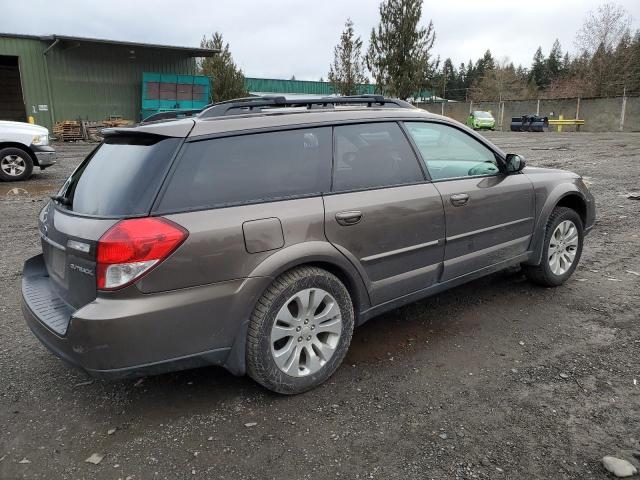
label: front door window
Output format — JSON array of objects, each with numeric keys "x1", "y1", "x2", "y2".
[{"x1": 404, "y1": 122, "x2": 500, "y2": 180}]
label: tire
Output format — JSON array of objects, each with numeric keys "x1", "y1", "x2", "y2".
[
  {"x1": 0, "y1": 147, "x2": 34, "y2": 181},
  {"x1": 524, "y1": 207, "x2": 584, "y2": 287},
  {"x1": 246, "y1": 266, "x2": 354, "y2": 394}
]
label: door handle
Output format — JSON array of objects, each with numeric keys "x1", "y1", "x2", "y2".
[
  {"x1": 335, "y1": 211, "x2": 363, "y2": 226},
  {"x1": 450, "y1": 193, "x2": 470, "y2": 207}
]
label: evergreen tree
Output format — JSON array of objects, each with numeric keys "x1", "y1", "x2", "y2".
[
  {"x1": 478, "y1": 50, "x2": 495, "y2": 73},
  {"x1": 630, "y1": 31, "x2": 640, "y2": 93},
  {"x1": 469, "y1": 57, "x2": 534, "y2": 101},
  {"x1": 465, "y1": 59, "x2": 475, "y2": 90},
  {"x1": 199, "y1": 33, "x2": 247, "y2": 102},
  {"x1": 546, "y1": 39, "x2": 563, "y2": 82},
  {"x1": 458, "y1": 62, "x2": 466, "y2": 84},
  {"x1": 529, "y1": 46, "x2": 549, "y2": 89},
  {"x1": 328, "y1": 18, "x2": 369, "y2": 96},
  {"x1": 366, "y1": 0, "x2": 437, "y2": 100},
  {"x1": 611, "y1": 31, "x2": 634, "y2": 94},
  {"x1": 439, "y1": 57, "x2": 456, "y2": 99}
]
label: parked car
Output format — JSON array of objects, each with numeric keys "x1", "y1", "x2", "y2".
[
  {"x1": 466, "y1": 110, "x2": 495, "y2": 130},
  {"x1": 0, "y1": 121, "x2": 56, "y2": 181},
  {"x1": 21, "y1": 95, "x2": 595, "y2": 394}
]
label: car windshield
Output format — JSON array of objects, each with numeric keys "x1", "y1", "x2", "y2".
[{"x1": 474, "y1": 111, "x2": 493, "y2": 119}]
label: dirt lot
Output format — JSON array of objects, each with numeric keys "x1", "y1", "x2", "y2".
[{"x1": 1, "y1": 132, "x2": 639, "y2": 480}]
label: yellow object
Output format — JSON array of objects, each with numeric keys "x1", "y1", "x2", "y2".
[
  {"x1": 548, "y1": 115, "x2": 585, "y2": 132},
  {"x1": 28, "y1": 116, "x2": 35, "y2": 124}
]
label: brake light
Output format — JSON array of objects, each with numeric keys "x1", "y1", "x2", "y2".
[{"x1": 96, "y1": 217, "x2": 188, "y2": 290}]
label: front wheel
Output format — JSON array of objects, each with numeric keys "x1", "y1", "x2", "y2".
[
  {"x1": 246, "y1": 266, "x2": 354, "y2": 394},
  {"x1": 524, "y1": 207, "x2": 584, "y2": 287},
  {"x1": 0, "y1": 147, "x2": 34, "y2": 181}
]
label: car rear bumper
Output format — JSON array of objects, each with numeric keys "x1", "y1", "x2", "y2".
[
  {"x1": 31, "y1": 145, "x2": 56, "y2": 169},
  {"x1": 22, "y1": 254, "x2": 267, "y2": 379}
]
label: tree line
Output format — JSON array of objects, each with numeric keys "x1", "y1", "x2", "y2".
[
  {"x1": 198, "y1": 1, "x2": 639, "y2": 102},
  {"x1": 435, "y1": 4, "x2": 640, "y2": 101}
]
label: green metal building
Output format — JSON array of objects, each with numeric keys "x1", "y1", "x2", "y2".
[
  {"x1": 0, "y1": 33, "x2": 217, "y2": 130},
  {"x1": 244, "y1": 77, "x2": 433, "y2": 101},
  {"x1": 245, "y1": 77, "x2": 377, "y2": 97}
]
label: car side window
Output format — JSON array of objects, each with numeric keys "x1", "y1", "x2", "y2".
[
  {"x1": 332, "y1": 122, "x2": 425, "y2": 192},
  {"x1": 404, "y1": 122, "x2": 500, "y2": 181},
  {"x1": 158, "y1": 127, "x2": 331, "y2": 211}
]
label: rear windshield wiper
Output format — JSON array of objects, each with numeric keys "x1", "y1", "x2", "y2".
[{"x1": 50, "y1": 194, "x2": 72, "y2": 206}]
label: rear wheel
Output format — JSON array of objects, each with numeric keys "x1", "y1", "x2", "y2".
[
  {"x1": 524, "y1": 207, "x2": 583, "y2": 287},
  {"x1": 0, "y1": 147, "x2": 34, "y2": 181},
  {"x1": 246, "y1": 266, "x2": 354, "y2": 394}
]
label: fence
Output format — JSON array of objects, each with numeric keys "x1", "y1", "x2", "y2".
[{"x1": 416, "y1": 96, "x2": 640, "y2": 132}]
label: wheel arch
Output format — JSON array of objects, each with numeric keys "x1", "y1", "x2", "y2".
[
  {"x1": 0, "y1": 142, "x2": 39, "y2": 166},
  {"x1": 222, "y1": 241, "x2": 370, "y2": 376},
  {"x1": 555, "y1": 193, "x2": 587, "y2": 226},
  {"x1": 247, "y1": 241, "x2": 371, "y2": 315},
  {"x1": 526, "y1": 185, "x2": 588, "y2": 266}
]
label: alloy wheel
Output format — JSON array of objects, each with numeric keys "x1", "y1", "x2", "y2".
[
  {"x1": 548, "y1": 220, "x2": 579, "y2": 275},
  {"x1": 270, "y1": 288, "x2": 342, "y2": 377},
  {"x1": 1, "y1": 155, "x2": 27, "y2": 177}
]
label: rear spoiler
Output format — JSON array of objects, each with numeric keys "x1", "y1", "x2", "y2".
[
  {"x1": 101, "y1": 118, "x2": 195, "y2": 139},
  {"x1": 140, "y1": 109, "x2": 203, "y2": 124}
]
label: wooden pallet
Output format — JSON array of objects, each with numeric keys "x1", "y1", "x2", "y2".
[
  {"x1": 53, "y1": 118, "x2": 133, "y2": 142},
  {"x1": 52, "y1": 121, "x2": 83, "y2": 142}
]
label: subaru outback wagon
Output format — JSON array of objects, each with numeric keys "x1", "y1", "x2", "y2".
[{"x1": 22, "y1": 95, "x2": 595, "y2": 394}]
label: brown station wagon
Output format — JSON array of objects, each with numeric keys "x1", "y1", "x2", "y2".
[{"x1": 22, "y1": 96, "x2": 595, "y2": 394}]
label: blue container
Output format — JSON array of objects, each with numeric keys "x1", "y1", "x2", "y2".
[{"x1": 141, "y1": 72, "x2": 210, "y2": 120}]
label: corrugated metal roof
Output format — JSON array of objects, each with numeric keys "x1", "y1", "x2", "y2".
[{"x1": 0, "y1": 33, "x2": 218, "y2": 56}]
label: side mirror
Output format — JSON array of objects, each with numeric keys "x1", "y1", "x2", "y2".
[{"x1": 505, "y1": 153, "x2": 526, "y2": 173}]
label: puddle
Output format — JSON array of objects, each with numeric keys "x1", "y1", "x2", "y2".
[{"x1": 0, "y1": 183, "x2": 57, "y2": 198}]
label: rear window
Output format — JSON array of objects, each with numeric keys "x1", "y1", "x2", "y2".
[
  {"x1": 157, "y1": 128, "x2": 331, "y2": 212},
  {"x1": 58, "y1": 135, "x2": 181, "y2": 217}
]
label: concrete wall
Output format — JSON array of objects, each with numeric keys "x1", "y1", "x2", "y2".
[{"x1": 417, "y1": 97, "x2": 640, "y2": 132}]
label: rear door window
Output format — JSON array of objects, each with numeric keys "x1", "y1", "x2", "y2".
[
  {"x1": 158, "y1": 127, "x2": 331, "y2": 212},
  {"x1": 58, "y1": 135, "x2": 181, "y2": 217},
  {"x1": 332, "y1": 122, "x2": 424, "y2": 192}
]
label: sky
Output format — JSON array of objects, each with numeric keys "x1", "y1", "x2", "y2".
[{"x1": 1, "y1": 0, "x2": 639, "y2": 81}]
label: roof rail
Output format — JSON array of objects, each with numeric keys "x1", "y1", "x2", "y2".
[{"x1": 198, "y1": 95, "x2": 414, "y2": 118}]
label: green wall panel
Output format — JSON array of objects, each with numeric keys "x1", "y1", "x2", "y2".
[
  {"x1": 245, "y1": 77, "x2": 377, "y2": 96},
  {"x1": 46, "y1": 42, "x2": 197, "y2": 124},
  {"x1": 0, "y1": 36, "x2": 51, "y2": 128}
]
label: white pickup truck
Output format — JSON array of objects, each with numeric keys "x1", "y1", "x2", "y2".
[{"x1": 0, "y1": 121, "x2": 56, "y2": 181}]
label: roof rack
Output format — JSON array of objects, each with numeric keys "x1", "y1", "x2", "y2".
[{"x1": 198, "y1": 95, "x2": 414, "y2": 118}]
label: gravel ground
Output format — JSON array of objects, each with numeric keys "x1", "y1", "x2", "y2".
[{"x1": 0, "y1": 132, "x2": 639, "y2": 480}]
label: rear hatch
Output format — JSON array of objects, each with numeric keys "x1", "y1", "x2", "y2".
[{"x1": 40, "y1": 133, "x2": 183, "y2": 309}]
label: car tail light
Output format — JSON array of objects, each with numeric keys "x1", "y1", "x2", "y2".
[{"x1": 96, "y1": 217, "x2": 188, "y2": 290}]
